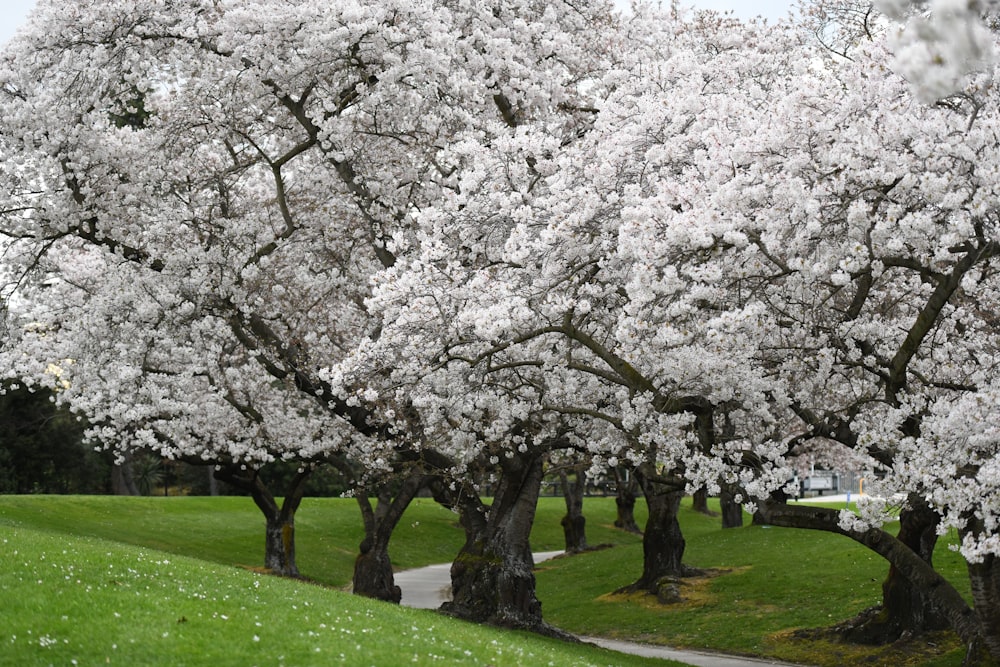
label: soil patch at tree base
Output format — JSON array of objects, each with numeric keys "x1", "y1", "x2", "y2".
[
  {"x1": 770, "y1": 626, "x2": 963, "y2": 667},
  {"x1": 598, "y1": 567, "x2": 736, "y2": 609}
]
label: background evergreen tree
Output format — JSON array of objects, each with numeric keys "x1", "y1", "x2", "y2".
[{"x1": 0, "y1": 384, "x2": 111, "y2": 493}]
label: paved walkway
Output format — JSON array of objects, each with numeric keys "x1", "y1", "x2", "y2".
[{"x1": 394, "y1": 551, "x2": 807, "y2": 667}]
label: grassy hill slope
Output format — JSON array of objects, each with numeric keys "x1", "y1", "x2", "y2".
[
  {"x1": 0, "y1": 520, "x2": 675, "y2": 667},
  {"x1": 0, "y1": 494, "x2": 974, "y2": 666}
]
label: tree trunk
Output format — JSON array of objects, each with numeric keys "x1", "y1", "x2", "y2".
[
  {"x1": 215, "y1": 465, "x2": 310, "y2": 578},
  {"x1": 841, "y1": 499, "x2": 948, "y2": 644},
  {"x1": 111, "y1": 454, "x2": 140, "y2": 496},
  {"x1": 619, "y1": 466, "x2": 695, "y2": 597},
  {"x1": 756, "y1": 500, "x2": 987, "y2": 662},
  {"x1": 613, "y1": 466, "x2": 642, "y2": 534},
  {"x1": 558, "y1": 463, "x2": 588, "y2": 553},
  {"x1": 352, "y1": 468, "x2": 428, "y2": 603},
  {"x1": 966, "y1": 556, "x2": 1000, "y2": 664},
  {"x1": 753, "y1": 489, "x2": 790, "y2": 526},
  {"x1": 262, "y1": 509, "x2": 298, "y2": 576},
  {"x1": 720, "y1": 488, "x2": 744, "y2": 529},
  {"x1": 430, "y1": 478, "x2": 489, "y2": 555},
  {"x1": 636, "y1": 485, "x2": 686, "y2": 587},
  {"x1": 207, "y1": 467, "x2": 219, "y2": 496},
  {"x1": 692, "y1": 487, "x2": 717, "y2": 516},
  {"x1": 966, "y1": 517, "x2": 1000, "y2": 663},
  {"x1": 444, "y1": 453, "x2": 561, "y2": 635}
]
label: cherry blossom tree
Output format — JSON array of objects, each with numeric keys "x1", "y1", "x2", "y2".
[
  {"x1": 597, "y1": 6, "x2": 1000, "y2": 655},
  {"x1": 0, "y1": 0, "x2": 622, "y2": 624},
  {"x1": 619, "y1": 2, "x2": 1000, "y2": 657},
  {"x1": 11, "y1": 0, "x2": 1000, "y2": 656},
  {"x1": 0, "y1": 238, "x2": 363, "y2": 576},
  {"x1": 350, "y1": 4, "x2": 799, "y2": 619},
  {"x1": 358, "y1": 2, "x2": 1000, "y2": 659},
  {"x1": 556, "y1": 7, "x2": 1000, "y2": 657}
]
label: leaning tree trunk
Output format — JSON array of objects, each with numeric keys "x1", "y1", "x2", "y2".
[
  {"x1": 619, "y1": 466, "x2": 696, "y2": 597},
  {"x1": 613, "y1": 466, "x2": 642, "y2": 534},
  {"x1": 352, "y1": 468, "x2": 428, "y2": 603},
  {"x1": 444, "y1": 453, "x2": 561, "y2": 635},
  {"x1": 757, "y1": 500, "x2": 990, "y2": 664},
  {"x1": 215, "y1": 464, "x2": 310, "y2": 578},
  {"x1": 753, "y1": 488, "x2": 790, "y2": 526},
  {"x1": 558, "y1": 463, "x2": 588, "y2": 553},
  {"x1": 841, "y1": 498, "x2": 948, "y2": 644}
]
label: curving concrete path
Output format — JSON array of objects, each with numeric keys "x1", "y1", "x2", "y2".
[
  {"x1": 396, "y1": 550, "x2": 564, "y2": 609},
  {"x1": 394, "y1": 551, "x2": 808, "y2": 667}
]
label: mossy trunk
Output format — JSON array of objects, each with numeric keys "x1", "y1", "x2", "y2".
[
  {"x1": 559, "y1": 464, "x2": 588, "y2": 553},
  {"x1": 444, "y1": 454, "x2": 561, "y2": 635},
  {"x1": 256, "y1": 479, "x2": 307, "y2": 578},
  {"x1": 353, "y1": 534, "x2": 399, "y2": 603},
  {"x1": 841, "y1": 499, "x2": 948, "y2": 644},
  {"x1": 561, "y1": 512, "x2": 587, "y2": 553},
  {"x1": 620, "y1": 466, "x2": 694, "y2": 596},
  {"x1": 634, "y1": 487, "x2": 686, "y2": 589},
  {"x1": 215, "y1": 464, "x2": 309, "y2": 578},
  {"x1": 263, "y1": 512, "x2": 299, "y2": 577},
  {"x1": 352, "y1": 468, "x2": 428, "y2": 603}
]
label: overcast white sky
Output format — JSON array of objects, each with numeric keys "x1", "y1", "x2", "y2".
[
  {"x1": 0, "y1": 1, "x2": 797, "y2": 46},
  {"x1": 1, "y1": 0, "x2": 34, "y2": 46}
]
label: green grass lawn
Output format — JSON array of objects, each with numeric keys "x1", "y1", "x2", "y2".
[
  {"x1": 534, "y1": 497, "x2": 972, "y2": 667},
  {"x1": 0, "y1": 523, "x2": 675, "y2": 667},
  {"x1": 0, "y1": 495, "x2": 466, "y2": 588},
  {"x1": 0, "y1": 494, "x2": 975, "y2": 666},
  {"x1": 0, "y1": 494, "x2": 643, "y2": 587}
]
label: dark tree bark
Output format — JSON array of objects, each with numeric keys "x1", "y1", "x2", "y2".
[
  {"x1": 443, "y1": 453, "x2": 563, "y2": 635},
  {"x1": 613, "y1": 466, "x2": 642, "y2": 534},
  {"x1": 215, "y1": 464, "x2": 310, "y2": 577},
  {"x1": 841, "y1": 498, "x2": 948, "y2": 644},
  {"x1": 619, "y1": 465, "x2": 697, "y2": 598},
  {"x1": 636, "y1": 484, "x2": 686, "y2": 586},
  {"x1": 558, "y1": 463, "x2": 588, "y2": 553},
  {"x1": 968, "y1": 555, "x2": 1000, "y2": 664},
  {"x1": 692, "y1": 487, "x2": 717, "y2": 516},
  {"x1": 964, "y1": 516, "x2": 1000, "y2": 664},
  {"x1": 352, "y1": 468, "x2": 428, "y2": 603},
  {"x1": 756, "y1": 500, "x2": 992, "y2": 664},
  {"x1": 430, "y1": 477, "x2": 489, "y2": 554},
  {"x1": 753, "y1": 488, "x2": 790, "y2": 526},
  {"x1": 713, "y1": 410, "x2": 742, "y2": 528},
  {"x1": 719, "y1": 488, "x2": 744, "y2": 529}
]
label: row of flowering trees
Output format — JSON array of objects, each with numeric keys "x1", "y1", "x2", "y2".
[{"x1": 4, "y1": 0, "x2": 1000, "y2": 661}]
